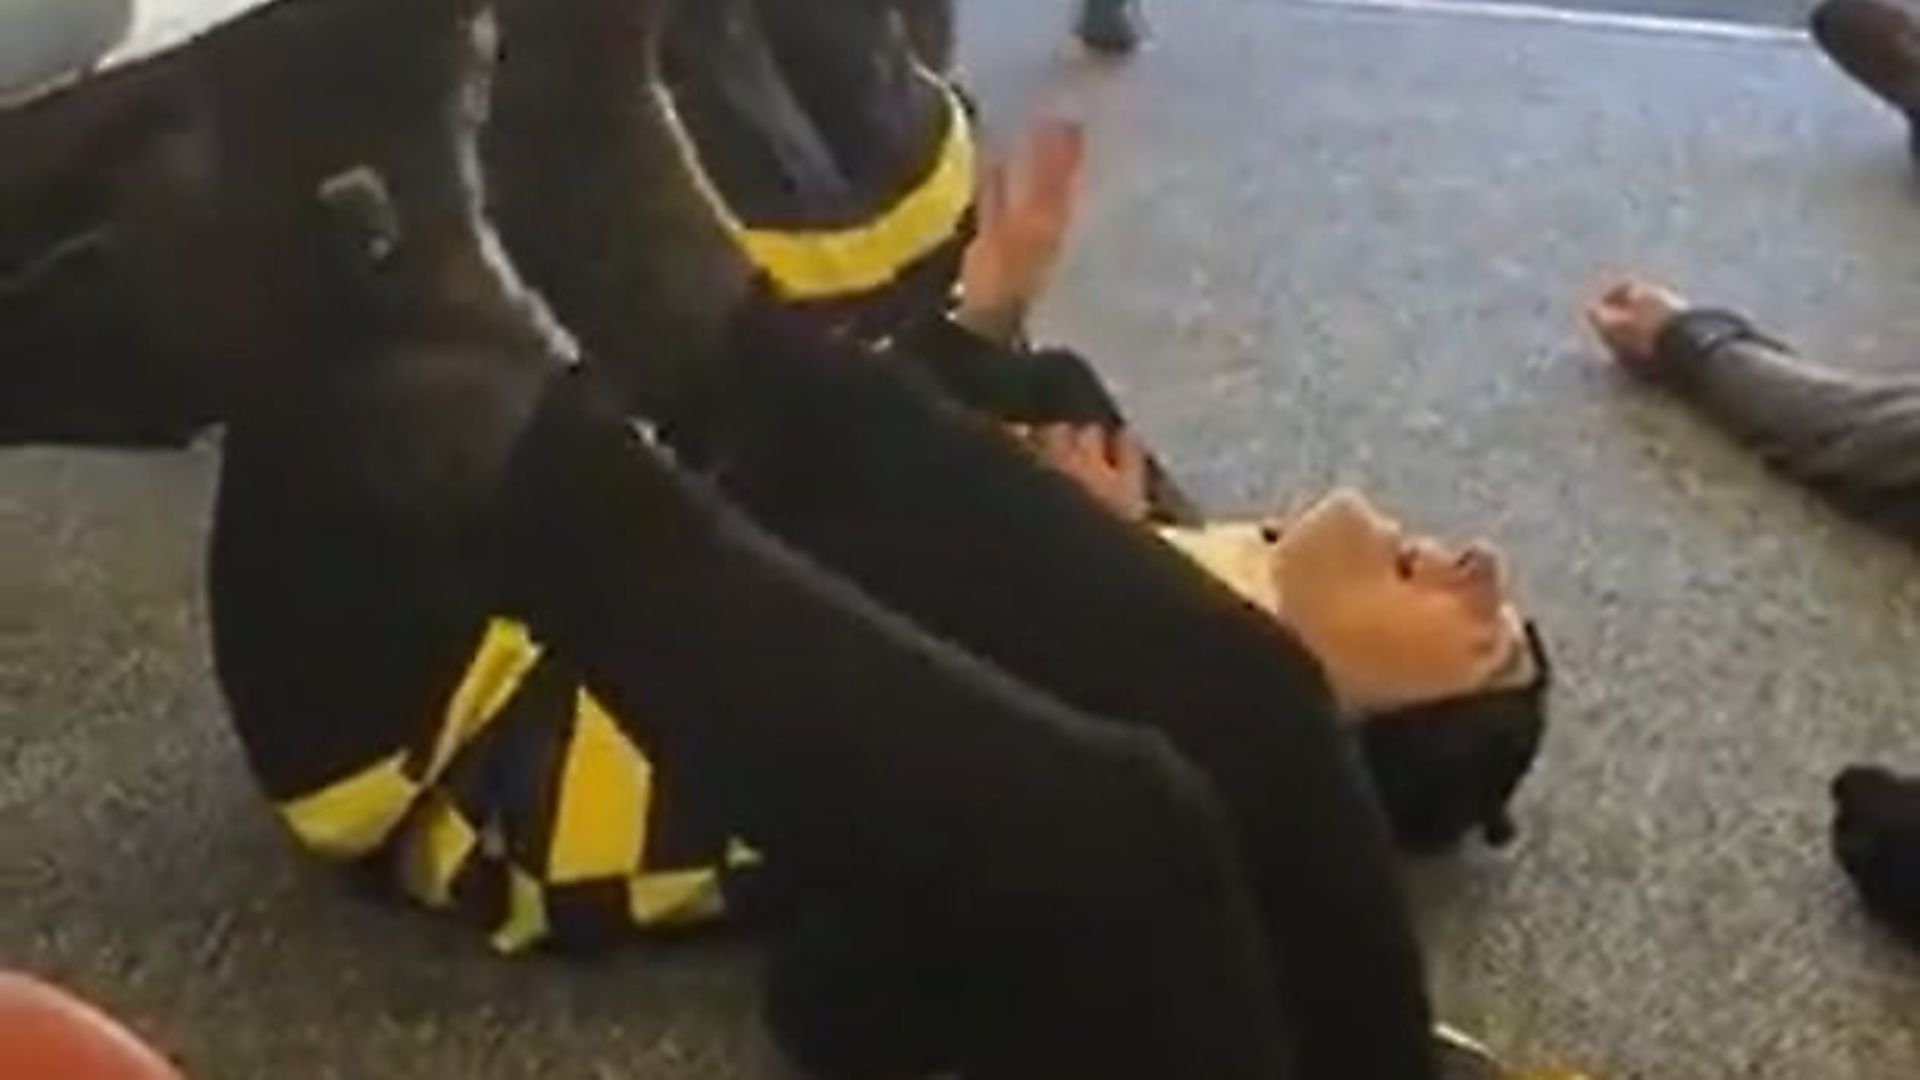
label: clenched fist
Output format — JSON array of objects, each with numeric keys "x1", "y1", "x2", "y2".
[{"x1": 1585, "y1": 277, "x2": 1688, "y2": 376}]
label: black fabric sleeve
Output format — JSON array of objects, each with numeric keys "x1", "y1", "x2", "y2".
[
  {"x1": 890, "y1": 314, "x2": 1126, "y2": 426},
  {"x1": 1655, "y1": 309, "x2": 1920, "y2": 541},
  {"x1": 889, "y1": 315, "x2": 1202, "y2": 522}
]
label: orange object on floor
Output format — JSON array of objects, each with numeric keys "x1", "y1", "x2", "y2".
[{"x1": 0, "y1": 972, "x2": 181, "y2": 1080}]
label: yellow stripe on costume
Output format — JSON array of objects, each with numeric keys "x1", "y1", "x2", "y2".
[
  {"x1": 278, "y1": 753, "x2": 419, "y2": 859},
  {"x1": 630, "y1": 869, "x2": 728, "y2": 927},
  {"x1": 397, "y1": 792, "x2": 480, "y2": 909},
  {"x1": 656, "y1": 71, "x2": 976, "y2": 302},
  {"x1": 277, "y1": 620, "x2": 539, "y2": 862},
  {"x1": 491, "y1": 865, "x2": 552, "y2": 954},
  {"x1": 424, "y1": 618, "x2": 542, "y2": 780},
  {"x1": 546, "y1": 690, "x2": 652, "y2": 885}
]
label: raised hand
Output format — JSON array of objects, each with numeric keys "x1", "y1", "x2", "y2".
[{"x1": 957, "y1": 118, "x2": 1087, "y2": 343}]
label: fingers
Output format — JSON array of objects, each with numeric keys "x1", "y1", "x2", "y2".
[
  {"x1": 1588, "y1": 275, "x2": 1686, "y2": 317},
  {"x1": 1020, "y1": 423, "x2": 1151, "y2": 521},
  {"x1": 1598, "y1": 278, "x2": 1639, "y2": 307},
  {"x1": 976, "y1": 162, "x2": 1011, "y2": 233},
  {"x1": 1077, "y1": 424, "x2": 1110, "y2": 467},
  {"x1": 1026, "y1": 118, "x2": 1087, "y2": 211},
  {"x1": 1110, "y1": 427, "x2": 1147, "y2": 488},
  {"x1": 1034, "y1": 420, "x2": 1075, "y2": 462},
  {"x1": 1584, "y1": 297, "x2": 1624, "y2": 336},
  {"x1": 1583, "y1": 274, "x2": 1689, "y2": 372},
  {"x1": 987, "y1": 117, "x2": 1086, "y2": 231},
  {"x1": 1587, "y1": 277, "x2": 1642, "y2": 326}
]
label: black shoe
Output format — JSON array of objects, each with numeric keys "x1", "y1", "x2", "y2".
[
  {"x1": 1833, "y1": 765, "x2": 1920, "y2": 943},
  {"x1": 1076, "y1": 0, "x2": 1145, "y2": 56},
  {"x1": 1810, "y1": 0, "x2": 1920, "y2": 158}
]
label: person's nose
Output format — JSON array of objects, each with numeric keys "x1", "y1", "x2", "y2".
[{"x1": 1453, "y1": 541, "x2": 1505, "y2": 616}]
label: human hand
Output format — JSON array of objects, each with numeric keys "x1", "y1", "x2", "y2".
[
  {"x1": 957, "y1": 119, "x2": 1087, "y2": 343},
  {"x1": 1585, "y1": 277, "x2": 1688, "y2": 375},
  {"x1": 1023, "y1": 422, "x2": 1150, "y2": 521}
]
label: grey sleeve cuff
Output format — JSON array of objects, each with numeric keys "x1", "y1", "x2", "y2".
[{"x1": 1653, "y1": 308, "x2": 1761, "y2": 386}]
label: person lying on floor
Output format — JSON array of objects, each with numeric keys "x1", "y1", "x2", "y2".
[
  {"x1": 1586, "y1": 275, "x2": 1920, "y2": 944},
  {"x1": 204, "y1": 189, "x2": 1551, "y2": 959},
  {"x1": 478, "y1": 0, "x2": 1555, "y2": 863},
  {"x1": 1031, "y1": 424, "x2": 1548, "y2": 847},
  {"x1": 5, "y1": 1, "x2": 1563, "y2": 1075}
]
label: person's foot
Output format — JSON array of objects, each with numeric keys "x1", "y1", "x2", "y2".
[
  {"x1": 1810, "y1": 0, "x2": 1920, "y2": 159},
  {"x1": 1833, "y1": 765, "x2": 1920, "y2": 943},
  {"x1": 1075, "y1": 0, "x2": 1146, "y2": 56}
]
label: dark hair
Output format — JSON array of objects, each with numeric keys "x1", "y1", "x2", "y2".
[{"x1": 1357, "y1": 623, "x2": 1551, "y2": 854}]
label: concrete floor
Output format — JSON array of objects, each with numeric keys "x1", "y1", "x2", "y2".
[{"x1": 12, "y1": 0, "x2": 1920, "y2": 1077}]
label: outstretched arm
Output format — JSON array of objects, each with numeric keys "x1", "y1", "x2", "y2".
[{"x1": 1591, "y1": 279, "x2": 1920, "y2": 541}]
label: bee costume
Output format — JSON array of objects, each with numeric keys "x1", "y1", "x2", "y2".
[
  {"x1": 216, "y1": 0, "x2": 1214, "y2": 954},
  {"x1": 218, "y1": 2, "x2": 989, "y2": 951}
]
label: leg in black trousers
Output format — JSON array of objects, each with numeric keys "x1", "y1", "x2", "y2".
[
  {"x1": 659, "y1": 318, "x2": 1438, "y2": 1080},
  {"x1": 68, "y1": 2, "x2": 1421, "y2": 1074},
  {"x1": 482, "y1": 368, "x2": 1296, "y2": 1079},
  {"x1": 472, "y1": 1, "x2": 1431, "y2": 1069}
]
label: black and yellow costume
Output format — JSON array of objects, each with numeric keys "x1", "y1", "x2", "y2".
[
  {"x1": 210, "y1": 0, "x2": 1518, "y2": 959},
  {"x1": 215, "y1": 0, "x2": 1229, "y2": 953},
  {"x1": 217, "y1": 3, "x2": 984, "y2": 953},
  {"x1": 4, "y1": 2, "x2": 1479, "y2": 1077}
]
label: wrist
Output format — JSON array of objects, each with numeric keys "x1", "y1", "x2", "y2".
[
  {"x1": 954, "y1": 295, "x2": 1028, "y2": 345},
  {"x1": 1653, "y1": 308, "x2": 1758, "y2": 385}
]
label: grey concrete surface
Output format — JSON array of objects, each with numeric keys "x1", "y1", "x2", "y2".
[{"x1": 10, "y1": 0, "x2": 1920, "y2": 1077}]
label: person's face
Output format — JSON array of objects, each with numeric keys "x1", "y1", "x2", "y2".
[{"x1": 1267, "y1": 488, "x2": 1532, "y2": 715}]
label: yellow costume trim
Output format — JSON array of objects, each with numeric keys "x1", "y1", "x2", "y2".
[
  {"x1": 630, "y1": 869, "x2": 728, "y2": 927},
  {"x1": 282, "y1": 617, "x2": 746, "y2": 947},
  {"x1": 397, "y1": 792, "x2": 480, "y2": 909},
  {"x1": 279, "y1": 753, "x2": 418, "y2": 859},
  {"x1": 547, "y1": 690, "x2": 653, "y2": 885},
  {"x1": 491, "y1": 866, "x2": 552, "y2": 953},
  {"x1": 277, "y1": 620, "x2": 539, "y2": 860},
  {"x1": 655, "y1": 68, "x2": 975, "y2": 301},
  {"x1": 425, "y1": 618, "x2": 541, "y2": 779}
]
